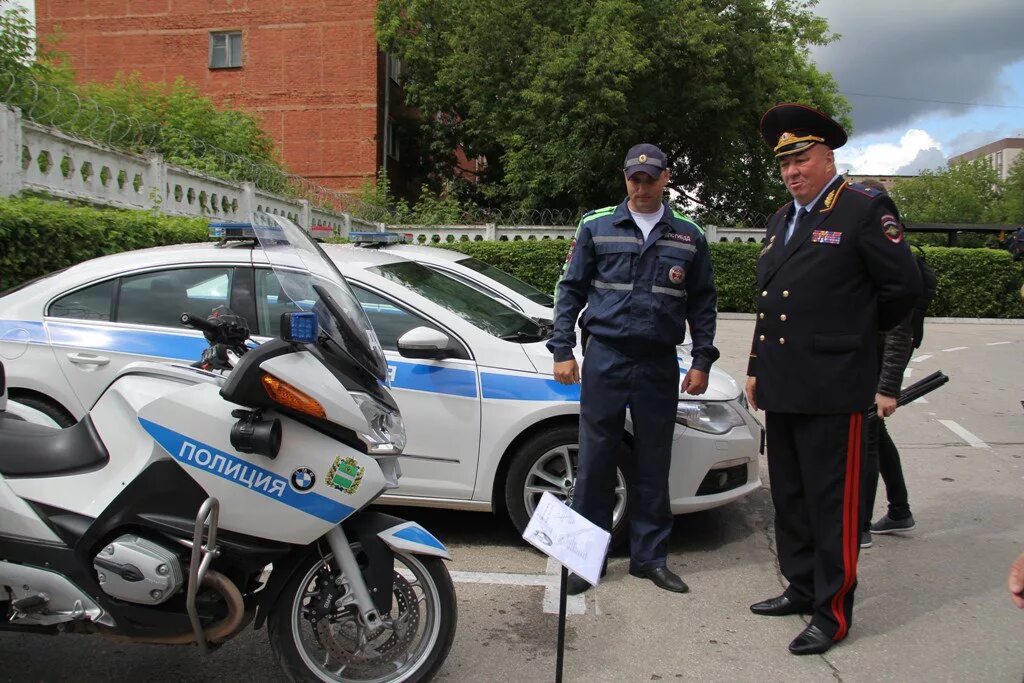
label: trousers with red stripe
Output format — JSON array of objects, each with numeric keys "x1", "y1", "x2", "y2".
[{"x1": 766, "y1": 411, "x2": 866, "y2": 640}]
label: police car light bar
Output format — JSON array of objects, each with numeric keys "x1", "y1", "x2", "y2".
[
  {"x1": 350, "y1": 231, "x2": 411, "y2": 246},
  {"x1": 209, "y1": 221, "x2": 257, "y2": 240}
]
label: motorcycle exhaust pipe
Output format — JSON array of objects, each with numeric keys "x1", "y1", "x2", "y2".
[{"x1": 105, "y1": 569, "x2": 246, "y2": 646}]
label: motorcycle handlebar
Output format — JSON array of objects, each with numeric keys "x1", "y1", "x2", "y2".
[{"x1": 179, "y1": 312, "x2": 218, "y2": 333}]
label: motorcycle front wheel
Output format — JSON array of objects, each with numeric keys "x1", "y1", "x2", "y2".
[{"x1": 268, "y1": 546, "x2": 457, "y2": 683}]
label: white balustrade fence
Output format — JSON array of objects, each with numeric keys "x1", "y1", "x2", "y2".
[
  {"x1": 392, "y1": 224, "x2": 765, "y2": 244},
  {"x1": 0, "y1": 105, "x2": 359, "y2": 234}
]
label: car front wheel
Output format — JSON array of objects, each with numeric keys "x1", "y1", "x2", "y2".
[{"x1": 504, "y1": 424, "x2": 630, "y2": 548}]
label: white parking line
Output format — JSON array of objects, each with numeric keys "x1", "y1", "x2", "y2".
[
  {"x1": 937, "y1": 419, "x2": 989, "y2": 449},
  {"x1": 942, "y1": 346, "x2": 968, "y2": 353},
  {"x1": 450, "y1": 568, "x2": 587, "y2": 615},
  {"x1": 987, "y1": 341, "x2": 1012, "y2": 346},
  {"x1": 912, "y1": 354, "x2": 933, "y2": 363}
]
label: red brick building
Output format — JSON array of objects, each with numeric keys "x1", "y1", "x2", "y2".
[{"x1": 35, "y1": 0, "x2": 404, "y2": 194}]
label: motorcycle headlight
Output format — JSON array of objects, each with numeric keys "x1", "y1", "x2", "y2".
[
  {"x1": 351, "y1": 393, "x2": 407, "y2": 454},
  {"x1": 676, "y1": 401, "x2": 745, "y2": 435}
]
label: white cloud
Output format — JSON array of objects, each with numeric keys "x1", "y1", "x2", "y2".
[{"x1": 835, "y1": 129, "x2": 945, "y2": 175}]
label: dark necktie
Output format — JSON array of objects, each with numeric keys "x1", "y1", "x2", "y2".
[{"x1": 786, "y1": 207, "x2": 808, "y2": 245}]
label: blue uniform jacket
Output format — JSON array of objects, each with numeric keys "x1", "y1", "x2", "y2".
[{"x1": 547, "y1": 199, "x2": 719, "y2": 372}]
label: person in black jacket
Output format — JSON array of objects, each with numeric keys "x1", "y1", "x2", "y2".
[
  {"x1": 745, "y1": 104, "x2": 922, "y2": 656},
  {"x1": 856, "y1": 179, "x2": 917, "y2": 548}
]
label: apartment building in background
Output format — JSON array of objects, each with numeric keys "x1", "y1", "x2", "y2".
[
  {"x1": 35, "y1": 0, "x2": 407, "y2": 194},
  {"x1": 949, "y1": 138, "x2": 1024, "y2": 181},
  {"x1": 845, "y1": 174, "x2": 916, "y2": 192}
]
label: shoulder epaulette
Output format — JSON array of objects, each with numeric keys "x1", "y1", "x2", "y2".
[
  {"x1": 580, "y1": 206, "x2": 616, "y2": 224},
  {"x1": 670, "y1": 209, "x2": 704, "y2": 236},
  {"x1": 847, "y1": 182, "x2": 882, "y2": 198}
]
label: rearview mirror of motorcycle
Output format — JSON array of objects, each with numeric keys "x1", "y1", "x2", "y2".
[{"x1": 280, "y1": 311, "x2": 318, "y2": 344}]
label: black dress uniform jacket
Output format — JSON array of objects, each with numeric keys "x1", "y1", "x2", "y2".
[{"x1": 747, "y1": 177, "x2": 922, "y2": 414}]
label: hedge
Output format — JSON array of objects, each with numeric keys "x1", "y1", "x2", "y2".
[
  {"x1": 445, "y1": 239, "x2": 1024, "y2": 319},
  {"x1": 0, "y1": 197, "x2": 209, "y2": 291},
  {"x1": 2, "y1": 197, "x2": 1022, "y2": 318}
]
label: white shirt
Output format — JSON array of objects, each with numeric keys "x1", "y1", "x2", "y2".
[
  {"x1": 786, "y1": 174, "x2": 841, "y2": 244},
  {"x1": 629, "y1": 206, "x2": 665, "y2": 242}
]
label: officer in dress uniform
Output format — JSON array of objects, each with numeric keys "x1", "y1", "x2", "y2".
[
  {"x1": 548, "y1": 144, "x2": 720, "y2": 595},
  {"x1": 745, "y1": 104, "x2": 922, "y2": 655}
]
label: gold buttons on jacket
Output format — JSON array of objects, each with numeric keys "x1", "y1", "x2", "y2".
[
  {"x1": 779, "y1": 337, "x2": 786, "y2": 345},
  {"x1": 759, "y1": 334, "x2": 765, "y2": 342},
  {"x1": 780, "y1": 314, "x2": 787, "y2": 321},
  {"x1": 761, "y1": 290, "x2": 768, "y2": 297},
  {"x1": 782, "y1": 290, "x2": 790, "y2": 298},
  {"x1": 759, "y1": 313, "x2": 765, "y2": 320}
]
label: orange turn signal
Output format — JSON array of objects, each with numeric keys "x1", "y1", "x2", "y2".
[{"x1": 261, "y1": 374, "x2": 327, "y2": 419}]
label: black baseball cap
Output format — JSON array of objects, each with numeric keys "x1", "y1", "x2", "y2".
[{"x1": 623, "y1": 143, "x2": 668, "y2": 179}]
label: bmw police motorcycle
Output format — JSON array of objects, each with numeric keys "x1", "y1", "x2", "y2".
[{"x1": 0, "y1": 213, "x2": 457, "y2": 682}]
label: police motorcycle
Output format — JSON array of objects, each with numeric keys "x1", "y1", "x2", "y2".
[{"x1": 0, "y1": 213, "x2": 457, "y2": 682}]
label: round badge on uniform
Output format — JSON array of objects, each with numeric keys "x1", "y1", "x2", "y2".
[
  {"x1": 669, "y1": 265, "x2": 685, "y2": 285},
  {"x1": 291, "y1": 467, "x2": 316, "y2": 492}
]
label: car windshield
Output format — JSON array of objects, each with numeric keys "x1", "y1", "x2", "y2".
[
  {"x1": 456, "y1": 256, "x2": 555, "y2": 307},
  {"x1": 369, "y1": 261, "x2": 545, "y2": 341}
]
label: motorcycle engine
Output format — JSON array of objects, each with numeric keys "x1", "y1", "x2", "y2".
[{"x1": 93, "y1": 534, "x2": 184, "y2": 605}]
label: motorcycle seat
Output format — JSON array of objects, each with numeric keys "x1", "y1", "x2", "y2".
[{"x1": 0, "y1": 414, "x2": 109, "y2": 478}]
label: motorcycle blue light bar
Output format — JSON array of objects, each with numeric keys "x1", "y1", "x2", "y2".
[
  {"x1": 281, "y1": 312, "x2": 318, "y2": 344},
  {"x1": 350, "y1": 231, "x2": 410, "y2": 245}
]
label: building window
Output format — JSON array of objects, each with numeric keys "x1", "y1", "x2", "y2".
[
  {"x1": 209, "y1": 31, "x2": 242, "y2": 69},
  {"x1": 386, "y1": 119, "x2": 400, "y2": 160}
]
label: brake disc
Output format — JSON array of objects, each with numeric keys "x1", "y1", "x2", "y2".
[{"x1": 315, "y1": 571, "x2": 421, "y2": 673}]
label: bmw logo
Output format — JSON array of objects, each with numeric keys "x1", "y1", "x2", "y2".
[{"x1": 291, "y1": 467, "x2": 316, "y2": 492}]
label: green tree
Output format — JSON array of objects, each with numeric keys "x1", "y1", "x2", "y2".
[
  {"x1": 888, "y1": 160, "x2": 1003, "y2": 224},
  {"x1": 376, "y1": 0, "x2": 847, "y2": 218},
  {"x1": 997, "y1": 154, "x2": 1024, "y2": 225},
  {"x1": 78, "y1": 74, "x2": 286, "y2": 189}
]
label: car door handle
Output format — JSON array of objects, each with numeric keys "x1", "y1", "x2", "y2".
[{"x1": 67, "y1": 352, "x2": 110, "y2": 367}]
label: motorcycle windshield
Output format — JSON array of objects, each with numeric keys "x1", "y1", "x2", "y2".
[{"x1": 249, "y1": 212, "x2": 389, "y2": 382}]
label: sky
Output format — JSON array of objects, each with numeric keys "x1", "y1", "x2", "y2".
[
  {"x1": 10, "y1": 0, "x2": 1024, "y2": 176},
  {"x1": 810, "y1": 0, "x2": 1024, "y2": 174}
]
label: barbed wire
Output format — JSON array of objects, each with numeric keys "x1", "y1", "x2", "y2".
[
  {"x1": 0, "y1": 71, "x2": 774, "y2": 230},
  {"x1": 0, "y1": 70, "x2": 365, "y2": 214}
]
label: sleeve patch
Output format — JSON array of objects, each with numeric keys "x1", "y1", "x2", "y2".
[{"x1": 881, "y1": 214, "x2": 903, "y2": 243}]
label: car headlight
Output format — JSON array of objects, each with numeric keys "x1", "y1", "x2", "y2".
[
  {"x1": 675, "y1": 401, "x2": 746, "y2": 435},
  {"x1": 351, "y1": 393, "x2": 407, "y2": 454}
]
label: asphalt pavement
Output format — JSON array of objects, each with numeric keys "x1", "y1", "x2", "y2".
[{"x1": 2, "y1": 319, "x2": 1023, "y2": 682}]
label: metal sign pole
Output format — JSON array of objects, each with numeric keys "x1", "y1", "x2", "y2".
[{"x1": 556, "y1": 566, "x2": 568, "y2": 683}]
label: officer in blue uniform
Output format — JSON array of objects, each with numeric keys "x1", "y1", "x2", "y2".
[
  {"x1": 548, "y1": 144, "x2": 720, "y2": 595},
  {"x1": 746, "y1": 104, "x2": 922, "y2": 656}
]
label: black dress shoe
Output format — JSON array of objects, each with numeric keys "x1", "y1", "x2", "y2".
[
  {"x1": 788, "y1": 624, "x2": 836, "y2": 655},
  {"x1": 566, "y1": 574, "x2": 592, "y2": 595},
  {"x1": 566, "y1": 562, "x2": 608, "y2": 595},
  {"x1": 628, "y1": 566, "x2": 689, "y2": 593},
  {"x1": 749, "y1": 594, "x2": 813, "y2": 617}
]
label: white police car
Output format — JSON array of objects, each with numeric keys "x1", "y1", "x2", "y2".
[{"x1": 0, "y1": 228, "x2": 761, "y2": 542}]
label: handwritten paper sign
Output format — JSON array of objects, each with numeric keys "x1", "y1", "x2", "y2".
[{"x1": 522, "y1": 492, "x2": 611, "y2": 586}]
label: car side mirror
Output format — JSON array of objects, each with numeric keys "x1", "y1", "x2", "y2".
[{"x1": 397, "y1": 327, "x2": 453, "y2": 359}]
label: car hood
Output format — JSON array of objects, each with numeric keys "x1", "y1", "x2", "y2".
[{"x1": 520, "y1": 340, "x2": 741, "y2": 401}]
